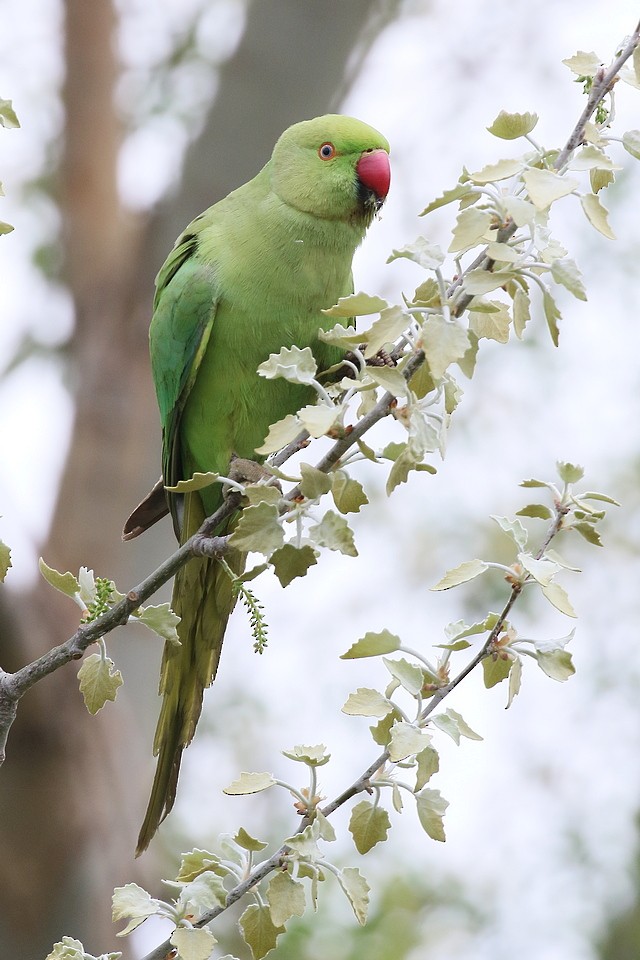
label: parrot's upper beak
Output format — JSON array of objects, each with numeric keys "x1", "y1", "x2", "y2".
[{"x1": 356, "y1": 148, "x2": 391, "y2": 203}]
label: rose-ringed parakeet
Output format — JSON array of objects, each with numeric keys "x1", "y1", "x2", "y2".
[{"x1": 127, "y1": 115, "x2": 390, "y2": 854}]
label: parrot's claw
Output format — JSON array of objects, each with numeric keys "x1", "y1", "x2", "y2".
[{"x1": 227, "y1": 455, "x2": 282, "y2": 495}]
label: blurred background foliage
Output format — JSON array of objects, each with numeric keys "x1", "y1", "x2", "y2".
[{"x1": 2, "y1": 2, "x2": 640, "y2": 959}]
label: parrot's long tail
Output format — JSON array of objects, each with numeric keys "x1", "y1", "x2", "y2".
[{"x1": 136, "y1": 496, "x2": 242, "y2": 856}]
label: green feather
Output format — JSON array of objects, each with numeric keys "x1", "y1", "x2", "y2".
[{"x1": 136, "y1": 115, "x2": 390, "y2": 854}]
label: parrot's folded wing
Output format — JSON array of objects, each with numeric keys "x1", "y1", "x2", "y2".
[{"x1": 122, "y1": 477, "x2": 168, "y2": 540}]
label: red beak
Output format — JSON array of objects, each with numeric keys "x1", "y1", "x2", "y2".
[{"x1": 356, "y1": 148, "x2": 391, "y2": 201}]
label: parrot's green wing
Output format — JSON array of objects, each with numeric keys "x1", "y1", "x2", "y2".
[{"x1": 150, "y1": 232, "x2": 219, "y2": 536}]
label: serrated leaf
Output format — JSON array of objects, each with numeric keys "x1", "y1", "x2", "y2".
[
  {"x1": 487, "y1": 109, "x2": 538, "y2": 140},
  {"x1": 590, "y1": 167, "x2": 615, "y2": 193},
  {"x1": 234, "y1": 827, "x2": 269, "y2": 852},
  {"x1": 512, "y1": 287, "x2": 531, "y2": 339},
  {"x1": 322, "y1": 292, "x2": 388, "y2": 318},
  {"x1": 258, "y1": 345, "x2": 317, "y2": 384},
  {"x1": 432, "y1": 708, "x2": 483, "y2": 744},
  {"x1": 523, "y1": 168, "x2": 578, "y2": 210},
  {"x1": 571, "y1": 145, "x2": 620, "y2": 172},
  {"x1": 551, "y1": 258, "x2": 587, "y2": 301},
  {"x1": 0, "y1": 99, "x2": 20, "y2": 128},
  {"x1": 176, "y1": 849, "x2": 226, "y2": 883},
  {"x1": 342, "y1": 688, "x2": 393, "y2": 718},
  {"x1": 367, "y1": 365, "x2": 408, "y2": 396},
  {"x1": 469, "y1": 158, "x2": 525, "y2": 184},
  {"x1": 171, "y1": 927, "x2": 216, "y2": 960},
  {"x1": 299, "y1": 463, "x2": 332, "y2": 499},
  {"x1": 421, "y1": 182, "x2": 473, "y2": 216},
  {"x1": 337, "y1": 867, "x2": 370, "y2": 925},
  {"x1": 623, "y1": 129, "x2": 640, "y2": 160},
  {"x1": 112, "y1": 883, "x2": 158, "y2": 936},
  {"x1": 541, "y1": 582, "x2": 577, "y2": 617},
  {"x1": 542, "y1": 288, "x2": 561, "y2": 346},
  {"x1": 223, "y1": 772, "x2": 276, "y2": 795},
  {"x1": 239, "y1": 904, "x2": 285, "y2": 960},
  {"x1": 270, "y1": 544, "x2": 317, "y2": 587},
  {"x1": 39, "y1": 558, "x2": 80, "y2": 597},
  {"x1": 341, "y1": 628, "x2": 401, "y2": 659},
  {"x1": 364, "y1": 305, "x2": 410, "y2": 358},
  {"x1": 580, "y1": 490, "x2": 620, "y2": 506},
  {"x1": 308, "y1": 510, "x2": 357, "y2": 557},
  {"x1": 134, "y1": 602, "x2": 180, "y2": 645},
  {"x1": 415, "y1": 745, "x2": 440, "y2": 790},
  {"x1": 421, "y1": 315, "x2": 470, "y2": 380},
  {"x1": 282, "y1": 743, "x2": 330, "y2": 766},
  {"x1": 255, "y1": 414, "x2": 304, "y2": 455},
  {"x1": 387, "y1": 236, "x2": 445, "y2": 270},
  {"x1": 536, "y1": 649, "x2": 575, "y2": 681},
  {"x1": 431, "y1": 559, "x2": 488, "y2": 590},
  {"x1": 284, "y1": 820, "x2": 322, "y2": 858},
  {"x1": 557, "y1": 460, "x2": 584, "y2": 483},
  {"x1": 520, "y1": 478, "x2": 549, "y2": 488},
  {"x1": 562, "y1": 50, "x2": 601, "y2": 76},
  {"x1": 331, "y1": 471, "x2": 368, "y2": 514},
  {"x1": 165, "y1": 471, "x2": 220, "y2": 492},
  {"x1": 502, "y1": 195, "x2": 537, "y2": 226},
  {"x1": 0, "y1": 220, "x2": 14, "y2": 236},
  {"x1": 491, "y1": 515, "x2": 528, "y2": 550},
  {"x1": 298, "y1": 401, "x2": 340, "y2": 438},
  {"x1": 415, "y1": 788, "x2": 448, "y2": 842},
  {"x1": 469, "y1": 301, "x2": 511, "y2": 343},
  {"x1": 448, "y1": 207, "x2": 494, "y2": 253},
  {"x1": 385, "y1": 444, "x2": 436, "y2": 496},
  {"x1": 229, "y1": 502, "x2": 284, "y2": 555},
  {"x1": 44, "y1": 938, "x2": 95, "y2": 960},
  {"x1": 349, "y1": 799, "x2": 391, "y2": 854},
  {"x1": 266, "y1": 872, "x2": 306, "y2": 927},
  {"x1": 382, "y1": 657, "x2": 424, "y2": 696},
  {"x1": 580, "y1": 192, "x2": 615, "y2": 239},
  {"x1": 486, "y1": 241, "x2": 521, "y2": 263},
  {"x1": 388, "y1": 721, "x2": 430, "y2": 761},
  {"x1": 0, "y1": 539, "x2": 11, "y2": 582},
  {"x1": 516, "y1": 503, "x2": 553, "y2": 519},
  {"x1": 316, "y1": 321, "x2": 362, "y2": 349},
  {"x1": 77, "y1": 653, "x2": 123, "y2": 715},
  {"x1": 572, "y1": 521, "x2": 603, "y2": 546},
  {"x1": 369, "y1": 708, "x2": 401, "y2": 746},
  {"x1": 482, "y1": 654, "x2": 513, "y2": 688},
  {"x1": 518, "y1": 553, "x2": 560, "y2": 586}
]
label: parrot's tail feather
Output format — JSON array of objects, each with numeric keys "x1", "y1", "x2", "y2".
[{"x1": 136, "y1": 500, "x2": 244, "y2": 855}]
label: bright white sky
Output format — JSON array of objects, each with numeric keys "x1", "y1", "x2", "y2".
[{"x1": 2, "y1": 2, "x2": 640, "y2": 959}]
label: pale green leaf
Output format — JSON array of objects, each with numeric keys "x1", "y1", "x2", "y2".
[
  {"x1": 77, "y1": 653, "x2": 123, "y2": 715},
  {"x1": 382, "y1": 657, "x2": 424, "y2": 696},
  {"x1": 229, "y1": 502, "x2": 284, "y2": 555},
  {"x1": 171, "y1": 927, "x2": 216, "y2": 960},
  {"x1": 520, "y1": 477, "x2": 549, "y2": 488},
  {"x1": 415, "y1": 788, "x2": 448, "y2": 842},
  {"x1": 469, "y1": 157, "x2": 524, "y2": 184},
  {"x1": 487, "y1": 109, "x2": 538, "y2": 140},
  {"x1": 436, "y1": 708, "x2": 483, "y2": 742},
  {"x1": 266, "y1": 872, "x2": 306, "y2": 927},
  {"x1": 551, "y1": 257, "x2": 587, "y2": 301},
  {"x1": 580, "y1": 192, "x2": 615, "y2": 239},
  {"x1": 255, "y1": 414, "x2": 303, "y2": 455},
  {"x1": 469, "y1": 301, "x2": 511, "y2": 343},
  {"x1": 415, "y1": 745, "x2": 440, "y2": 790},
  {"x1": 134, "y1": 602, "x2": 180, "y2": 645},
  {"x1": 431, "y1": 558, "x2": 488, "y2": 590},
  {"x1": 573, "y1": 521, "x2": 603, "y2": 546},
  {"x1": 257, "y1": 345, "x2": 317, "y2": 384},
  {"x1": 336, "y1": 867, "x2": 370, "y2": 925},
  {"x1": 223, "y1": 771, "x2": 276, "y2": 795},
  {"x1": 176, "y1": 849, "x2": 226, "y2": 883},
  {"x1": 322, "y1": 291, "x2": 388, "y2": 318},
  {"x1": 506, "y1": 656, "x2": 523, "y2": 708},
  {"x1": 516, "y1": 503, "x2": 553, "y2": 519},
  {"x1": 282, "y1": 744, "x2": 330, "y2": 767},
  {"x1": 570, "y1": 145, "x2": 620, "y2": 171},
  {"x1": 367, "y1": 365, "x2": 408, "y2": 396},
  {"x1": 342, "y1": 688, "x2": 393, "y2": 718},
  {"x1": 45, "y1": 938, "x2": 112, "y2": 960},
  {"x1": 238, "y1": 904, "x2": 285, "y2": 960},
  {"x1": 590, "y1": 168, "x2": 615, "y2": 193},
  {"x1": 314, "y1": 808, "x2": 336, "y2": 841},
  {"x1": 369, "y1": 709, "x2": 402, "y2": 746},
  {"x1": 518, "y1": 553, "x2": 560, "y2": 586},
  {"x1": 580, "y1": 490, "x2": 620, "y2": 506},
  {"x1": 308, "y1": 510, "x2": 357, "y2": 557},
  {"x1": 234, "y1": 827, "x2": 269, "y2": 852},
  {"x1": 0, "y1": 220, "x2": 14, "y2": 236},
  {"x1": 562, "y1": 50, "x2": 601, "y2": 76},
  {"x1": 0, "y1": 99, "x2": 20, "y2": 128},
  {"x1": 544, "y1": 548, "x2": 581, "y2": 572},
  {"x1": 523, "y1": 168, "x2": 578, "y2": 209},
  {"x1": 541, "y1": 582, "x2": 577, "y2": 617},
  {"x1": 557, "y1": 461, "x2": 584, "y2": 483},
  {"x1": 502, "y1": 195, "x2": 537, "y2": 226},
  {"x1": 177, "y1": 870, "x2": 227, "y2": 914},
  {"x1": 316, "y1": 321, "x2": 362, "y2": 349},
  {"x1": 536, "y1": 649, "x2": 575, "y2": 681},
  {"x1": 542, "y1": 288, "x2": 561, "y2": 346},
  {"x1": 364, "y1": 305, "x2": 410, "y2": 358},
  {"x1": 421, "y1": 315, "x2": 470, "y2": 380},
  {"x1": 349, "y1": 799, "x2": 391, "y2": 854},
  {"x1": 165, "y1": 471, "x2": 220, "y2": 492},
  {"x1": 622, "y1": 129, "x2": 640, "y2": 160},
  {"x1": 448, "y1": 207, "x2": 494, "y2": 253},
  {"x1": 331, "y1": 471, "x2": 368, "y2": 514},
  {"x1": 387, "y1": 237, "x2": 445, "y2": 270},
  {"x1": 0, "y1": 539, "x2": 11, "y2": 582},
  {"x1": 284, "y1": 821, "x2": 322, "y2": 858},
  {"x1": 482, "y1": 654, "x2": 513, "y2": 688},
  {"x1": 341, "y1": 629, "x2": 401, "y2": 659},
  {"x1": 297, "y1": 401, "x2": 340, "y2": 438},
  {"x1": 491, "y1": 515, "x2": 528, "y2": 550},
  {"x1": 420, "y1": 182, "x2": 473, "y2": 216},
  {"x1": 112, "y1": 883, "x2": 158, "y2": 936},
  {"x1": 270, "y1": 544, "x2": 317, "y2": 587},
  {"x1": 39, "y1": 558, "x2": 80, "y2": 598},
  {"x1": 299, "y1": 463, "x2": 332, "y2": 499},
  {"x1": 512, "y1": 287, "x2": 531, "y2": 339},
  {"x1": 486, "y1": 241, "x2": 521, "y2": 263},
  {"x1": 388, "y1": 720, "x2": 430, "y2": 761}
]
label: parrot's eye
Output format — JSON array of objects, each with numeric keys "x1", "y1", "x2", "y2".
[{"x1": 318, "y1": 142, "x2": 336, "y2": 160}]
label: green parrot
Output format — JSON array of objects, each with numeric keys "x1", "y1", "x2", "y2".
[{"x1": 125, "y1": 114, "x2": 390, "y2": 854}]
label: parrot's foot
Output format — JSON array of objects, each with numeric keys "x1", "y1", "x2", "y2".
[{"x1": 227, "y1": 455, "x2": 282, "y2": 495}]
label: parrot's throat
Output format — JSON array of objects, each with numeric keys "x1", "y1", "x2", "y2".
[{"x1": 356, "y1": 181, "x2": 385, "y2": 226}]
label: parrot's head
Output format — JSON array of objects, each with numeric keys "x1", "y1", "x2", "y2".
[{"x1": 270, "y1": 114, "x2": 390, "y2": 228}]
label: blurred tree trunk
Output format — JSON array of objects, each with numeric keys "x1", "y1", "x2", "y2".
[{"x1": 0, "y1": 0, "x2": 389, "y2": 957}]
